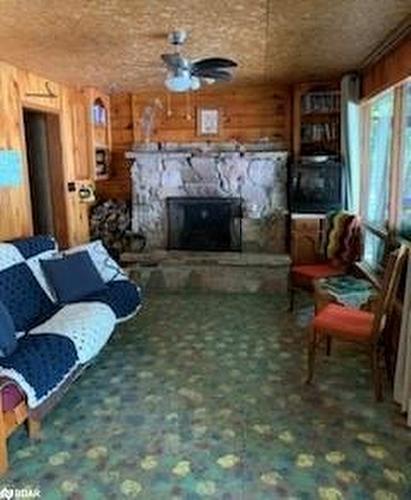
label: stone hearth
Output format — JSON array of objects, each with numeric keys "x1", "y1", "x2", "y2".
[
  {"x1": 127, "y1": 143, "x2": 288, "y2": 252},
  {"x1": 122, "y1": 250, "x2": 290, "y2": 294}
]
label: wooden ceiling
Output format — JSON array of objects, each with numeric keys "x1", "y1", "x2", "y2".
[{"x1": 0, "y1": 0, "x2": 409, "y2": 91}]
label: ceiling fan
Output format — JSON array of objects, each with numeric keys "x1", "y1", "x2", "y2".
[{"x1": 161, "y1": 30, "x2": 238, "y2": 93}]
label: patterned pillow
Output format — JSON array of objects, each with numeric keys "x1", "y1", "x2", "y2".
[
  {"x1": 0, "y1": 236, "x2": 59, "y2": 331},
  {"x1": 0, "y1": 237, "x2": 58, "y2": 300},
  {"x1": 0, "y1": 263, "x2": 56, "y2": 331}
]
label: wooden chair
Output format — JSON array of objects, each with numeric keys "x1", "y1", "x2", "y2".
[
  {"x1": 306, "y1": 245, "x2": 408, "y2": 401},
  {"x1": 289, "y1": 212, "x2": 362, "y2": 311}
]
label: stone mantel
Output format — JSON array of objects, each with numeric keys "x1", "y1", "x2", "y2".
[
  {"x1": 128, "y1": 142, "x2": 289, "y2": 252},
  {"x1": 126, "y1": 150, "x2": 287, "y2": 161}
]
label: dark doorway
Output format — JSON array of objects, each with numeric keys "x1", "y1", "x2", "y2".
[
  {"x1": 23, "y1": 109, "x2": 68, "y2": 246},
  {"x1": 167, "y1": 197, "x2": 242, "y2": 251}
]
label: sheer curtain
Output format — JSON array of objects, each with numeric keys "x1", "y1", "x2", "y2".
[
  {"x1": 340, "y1": 73, "x2": 360, "y2": 213},
  {"x1": 367, "y1": 114, "x2": 391, "y2": 224},
  {"x1": 365, "y1": 90, "x2": 394, "y2": 227},
  {"x1": 394, "y1": 253, "x2": 411, "y2": 426}
]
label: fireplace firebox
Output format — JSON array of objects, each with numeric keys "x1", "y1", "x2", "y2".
[{"x1": 167, "y1": 197, "x2": 242, "y2": 251}]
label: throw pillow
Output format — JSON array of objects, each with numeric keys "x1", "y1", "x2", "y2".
[
  {"x1": 65, "y1": 240, "x2": 126, "y2": 283},
  {"x1": 41, "y1": 251, "x2": 107, "y2": 303}
]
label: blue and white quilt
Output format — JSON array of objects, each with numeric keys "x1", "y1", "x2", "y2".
[
  {"x1": 0, "y1": 235, "x2": 141, "y2": 409},
  {"x1": 0, "y1": 334, "x2": 79, "y2": 408}
]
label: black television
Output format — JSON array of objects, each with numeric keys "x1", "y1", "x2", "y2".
[{"x1": 290, "y1": 157, "x2": 343, "y2": 214}]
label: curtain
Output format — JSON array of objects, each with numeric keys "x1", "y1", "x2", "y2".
[
  {"x1": 394, "y1": 252, "x2": 411, "y2": 426},
  {"x1": 367, "y1": 112, "x2": 392, "y2": 225},
  {"x1": 340, "y1": 73, "x2": 361, "y2": 213}
]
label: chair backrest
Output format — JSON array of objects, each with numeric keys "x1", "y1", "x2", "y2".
[
  {"x1": 371, "y1": 244, "x2": 409, "y2": 344},
  {"x1": 324, "y1": 211, "x2": 362, "y2": 265}
]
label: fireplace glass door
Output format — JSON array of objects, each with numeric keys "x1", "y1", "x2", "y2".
[{"x1": 167, "y1": 197, "x2": 242, "y2": 251}]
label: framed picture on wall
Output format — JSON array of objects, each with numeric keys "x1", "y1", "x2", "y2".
[{"x1": 197, "y1": 108, "x2": 220, "y2": 136}]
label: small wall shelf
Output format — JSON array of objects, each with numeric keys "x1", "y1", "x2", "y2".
[{"x1": 86, "y1": 89, "x2": 111, "y2": 180}]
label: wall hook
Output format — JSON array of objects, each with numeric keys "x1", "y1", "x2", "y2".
[{"x1": 26, "y1": 81, "x2": 58, "y2": 99}]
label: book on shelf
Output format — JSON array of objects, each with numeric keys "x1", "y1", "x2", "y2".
[
  {"x1": 301, "y1": 91, "x2": 340, "y2": 115},
  {"x1": 301, "y1": 121, "x2": 338, "y2": 143}
]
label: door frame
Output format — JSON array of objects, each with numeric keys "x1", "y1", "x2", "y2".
[{"x1": 21, "y1": 105, "x2": 69, "y2": 247}]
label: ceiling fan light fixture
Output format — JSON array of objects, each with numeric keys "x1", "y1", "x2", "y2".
[
  {"x1": 165, "y1": 70, "x2": 191, "y2": 92},
  {"x1": 190, "y1": 76, "x2": 201, "y2": 91},
  {"x1": 162, "y1": 31, "x2": 237, "y2": 92}
]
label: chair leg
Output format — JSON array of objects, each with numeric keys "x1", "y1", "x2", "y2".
[
  {"x1": 325, "y1": 336, "x2": 332, "y2": 356},
  {"x1": 371, "y1": 347, "x2": 383, "y2": 402},
  {"x1": 306, "y1": 328, "x2": 317, "y2": 384},
  {"x1": 0, "y1": 410, "x2": 8, "y2": 475},
  {"x1": 27, "y1": 418, "x2": 42, "y2": 440}
]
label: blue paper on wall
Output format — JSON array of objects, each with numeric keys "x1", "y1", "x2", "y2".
[{"x1": 0, "y1": 150, "x2": 23, "y2": 187}]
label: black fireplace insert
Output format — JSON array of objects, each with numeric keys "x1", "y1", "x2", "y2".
[{"x1": 167, "y1": 197, "x2": 242, "y2": 251}]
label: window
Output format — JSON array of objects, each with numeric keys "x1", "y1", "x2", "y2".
[
  {"x1": 362, "y1": 90, "x2": 395, "y2": 270},
  {"x1": 365, "y1": 90, "x2": 394, "y2": 229},
  {"x1": 399, "y1": 82, "x2": 411, "y2": 239},
  {"x1": 363, "y1": 229, "x2": 386, "y2": 270},
  {"x1": 360, "y1": 77, "x2": 411, "y2": 271}
]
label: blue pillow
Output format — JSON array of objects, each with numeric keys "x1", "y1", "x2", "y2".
[
  {"x1": 41, "y1": 251, "x2": 107, "y2": 303},
  {"x1": 0, "y1": 301, "x2": 17, "y2": 357},
  {"x1": 0, "y1": 263, "x2": 57, "y2": 331}
]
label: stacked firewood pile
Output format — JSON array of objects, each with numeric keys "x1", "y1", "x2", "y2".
[{"x1": 89, "y1": 200, "x2": 145, "y2": 259}]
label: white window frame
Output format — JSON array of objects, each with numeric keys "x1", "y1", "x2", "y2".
[
  {"x1": 360, "y1": 78, "x2": 411, "y2": 230},
  {"x1": 359, "y1": 77, "x2": 411, "y2": 271}
]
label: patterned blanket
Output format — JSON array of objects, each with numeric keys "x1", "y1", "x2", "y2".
[
  {"x1": 0, "y1": 334, "x2": 79, "y2": 409},
  {"x1": 325, "y1": 211, "x2": 362, "y2": 265},
  {"x1": 318, "y1": 275, "x2": 377, "y2": 309}
]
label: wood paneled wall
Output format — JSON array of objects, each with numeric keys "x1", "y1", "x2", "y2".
[
  {"x1": 0, "y1": 60, "x2": 93, "y2": 245},
  {"x1": 110, "y1": 85, "x2": 292, "y2": 149},
  {"x1": 97, "y1": 84, "x2": 291, "y2": 201},
  {"x1": 362, "y1": 33, "x2": 411, "y2": 98}
]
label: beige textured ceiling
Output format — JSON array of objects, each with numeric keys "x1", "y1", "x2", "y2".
[{"x1": 0, "y1": 0, "x2": 409, "y2": 91}]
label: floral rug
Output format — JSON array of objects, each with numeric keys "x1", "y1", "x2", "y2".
[{"x1": 2, "y1": 292, "x2": 411, "y2": 499}]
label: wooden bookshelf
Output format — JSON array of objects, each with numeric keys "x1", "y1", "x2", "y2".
[
  {"x1": 293, "y1": 81, "x2": 341, "y2": 158},
  {"x1": 290, "y1": 81, "x2": 342, "y2": 256}
]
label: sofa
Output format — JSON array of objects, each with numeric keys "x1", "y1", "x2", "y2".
[{"x1": 0, "y1": 235, "x2": 142, "y2": 473}]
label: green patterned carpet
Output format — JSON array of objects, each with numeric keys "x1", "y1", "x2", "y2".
[{"x1": 2, "y1": 292, "x2": 411, "y2": 499}]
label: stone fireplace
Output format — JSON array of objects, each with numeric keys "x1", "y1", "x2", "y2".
[
  {"x1": 167, "y1": 197, "x2": 242, "y2": 251},
  {"x1": 127, "y1": 143, "x2": 288, "y2": 253}
]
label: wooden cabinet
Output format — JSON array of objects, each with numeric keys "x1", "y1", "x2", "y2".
[
  {"x1": 291, "y1": 215, "x2": 325, "y2": 264},
  {"x1": 292, "y1": 81, "x2": 341, "y2": 158}
]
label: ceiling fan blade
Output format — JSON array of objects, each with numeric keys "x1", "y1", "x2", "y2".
[
  {"x1": 161, "y1": 53, "x2": 186, "y2": 70},
  {"x1": 192, "y1": 58, "x2": 237, "y2": 72},
  {"x1": 197, "y1": 69, "x2": 233, "y2": 82}
]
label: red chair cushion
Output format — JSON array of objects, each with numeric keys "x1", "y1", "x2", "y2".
[
  {"x1": 291, "y1": 262, "x2": 346, "y2": 289},
  {"x1": 312, "y1": 303, "x2": 374, "y2": 340}
]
